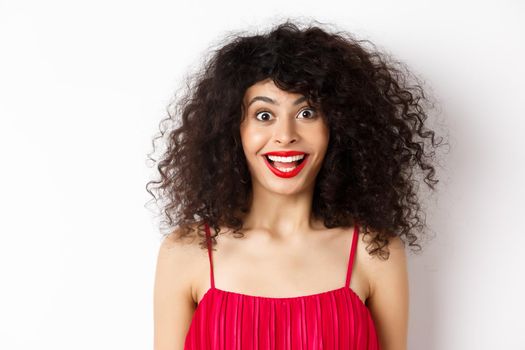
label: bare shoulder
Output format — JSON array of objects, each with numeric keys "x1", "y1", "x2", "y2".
[
  {"x1": 156, "y1": 225, "x2": 209, "y2": 300},
  {"x1": 361, "y1": 233, "x2": 409, "y2": 350},
  {"x1": 360, "y1": 233, "x2": 408, "y2": 300},
  {"x1": 362, "y1": 234, "x2": 407, "y2": 277},
  {"x1": 153, "y1": 225, "x2": 206, "y2": 350}
]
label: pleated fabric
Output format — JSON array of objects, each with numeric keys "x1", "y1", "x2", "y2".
[{"x1": 184, "y1": 222, "x2": 381, "y2": 350}]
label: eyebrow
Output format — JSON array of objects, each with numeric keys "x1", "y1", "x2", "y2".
[{"x1": 246, "y1": 95, "x2": 307, "y2": 108}]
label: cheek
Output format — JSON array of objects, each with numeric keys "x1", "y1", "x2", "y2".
[
  {"x1": 319, "y1": 120, "x2": 330, "y2": 145},
  {"x1": 311, "y1": 125, "x2": 330, "y2": 156},
  {"x1": 322, "y1": 128, "x2": 330, "y2": 150},
  {"x1": 240, "y1": 127, "x2": 267, "y2": 154},
  {"x1": 306, "y1": 123, "x2": 329, "y2": 144}
]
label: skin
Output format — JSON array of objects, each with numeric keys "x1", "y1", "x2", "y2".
[
  {"x1": 153, "y1": 78, "x2": 409, "y2": 350},
  {"x1": 238, "y1": 78, "x2": 331, "y2": 239}
]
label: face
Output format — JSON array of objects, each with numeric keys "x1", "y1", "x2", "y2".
[{"x1": 240, "y1": 78, "x2": 330, "y2": 194}]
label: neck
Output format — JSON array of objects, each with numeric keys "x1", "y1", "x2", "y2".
[{"x1": 240, "y1": 182, "x2": 323, "y2": 241}]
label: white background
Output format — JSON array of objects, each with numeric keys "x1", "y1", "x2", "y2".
[{"x1": 1, "y1": 1, "x2": 524, "y2": 349}]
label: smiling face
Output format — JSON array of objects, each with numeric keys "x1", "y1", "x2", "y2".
[{"x1": 240, "y1": 78, "x2": 330, "y2": 195}]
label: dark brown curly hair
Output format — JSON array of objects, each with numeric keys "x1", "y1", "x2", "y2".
[{"x1": 146, "y1": 19, "x2": 447, "y2": 259}]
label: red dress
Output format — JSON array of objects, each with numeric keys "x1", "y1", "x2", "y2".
[{"x1": 184, "y1": 222, "x2": 381, "y2": 349}]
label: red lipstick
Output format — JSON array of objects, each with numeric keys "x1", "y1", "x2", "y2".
[
  {"x1": 263, "y1": 150, "x2": 306, "y2": 157},
  {"x1": 262, "y1": 151, "x2": 309, "y2": 178}
]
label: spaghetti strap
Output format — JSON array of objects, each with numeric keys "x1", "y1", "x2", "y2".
[
  {"x1": 345, "y1": 222, "x2": 360, "y2": 288},
  {"x1": 204, "y1": 222, "x2": 215, "y2": 289},
  {"x1": 185, "y1": 219, "x2": 381, "y2": 349}
]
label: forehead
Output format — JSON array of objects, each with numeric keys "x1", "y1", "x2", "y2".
[{"x1": 243, "y1": 78, "x2": 304, "y2": 105}]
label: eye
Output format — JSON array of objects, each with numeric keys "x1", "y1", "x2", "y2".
[
  {"x1": 297, "y1": 108, "x2": 317, "y2": 119},
  {"x1": 255, "y1": 111, "x2": 273, "y2": 121}
]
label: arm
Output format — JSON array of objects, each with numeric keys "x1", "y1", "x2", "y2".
[
  {"x1": 366, "y1": 235, "x2": 409, "y2": 350},
  {"x1": 153, "y1": 231, "x2": 197, "y2": 350}
]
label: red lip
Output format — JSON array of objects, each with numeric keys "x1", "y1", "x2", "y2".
[
  {"x1": 263, "y1": 150, "x2": 307, "y2": 157},
  {"x1": 262, "y1": 153, "x2": 309, "y2": 178}
]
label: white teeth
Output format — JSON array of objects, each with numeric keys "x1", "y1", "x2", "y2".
[
  {"x1": 267, "y1": 154, "x2": 305, "y2": 162},
  {"x1": 275, "y1": 165, "x2": 297, "y2": 172}
]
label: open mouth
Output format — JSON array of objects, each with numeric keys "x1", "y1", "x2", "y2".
[{"x1": 263, "y1": 154, "x2": 308, "y2": 173}]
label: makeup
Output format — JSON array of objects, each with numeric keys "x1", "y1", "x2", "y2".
[{"x1": 262, "y1": 152, "x2": 309, "y2": 178}]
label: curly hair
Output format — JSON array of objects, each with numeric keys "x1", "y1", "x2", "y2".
[{"x1": 146, "y1": 19, "x2": 447, "y2": 260}]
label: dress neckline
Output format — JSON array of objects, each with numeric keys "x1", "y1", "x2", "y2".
[
  {"x1": 211, "y1": 285, "x2": 348, "y2": 300},
  {"x1": 196, "y1": 285, "x2": 368, "y2": 309},
  {"x1": 200, "y1": 221, "x2": 363, "y2": 306}
]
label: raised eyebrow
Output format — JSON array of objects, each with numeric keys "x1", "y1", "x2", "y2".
[{"x1": 246, "y1": 95, "x2": 307, "y2": 108}]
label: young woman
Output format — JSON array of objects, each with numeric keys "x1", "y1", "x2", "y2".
[{"x1": 150, "y1": 20, "x2": 444, "y2": 350}]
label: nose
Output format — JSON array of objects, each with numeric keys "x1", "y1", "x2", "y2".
[{"x1": 273, "y1": 117, "x2": 298, "y2": 144}]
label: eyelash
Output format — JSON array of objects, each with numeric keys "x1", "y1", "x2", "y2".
[{"x1": 255, "y1": 108, "x2": 317, "y2": 122}]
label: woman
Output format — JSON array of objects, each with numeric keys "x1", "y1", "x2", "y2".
[{"x1": 150, "y1": 20, "x2": 444, "y2": 350}]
